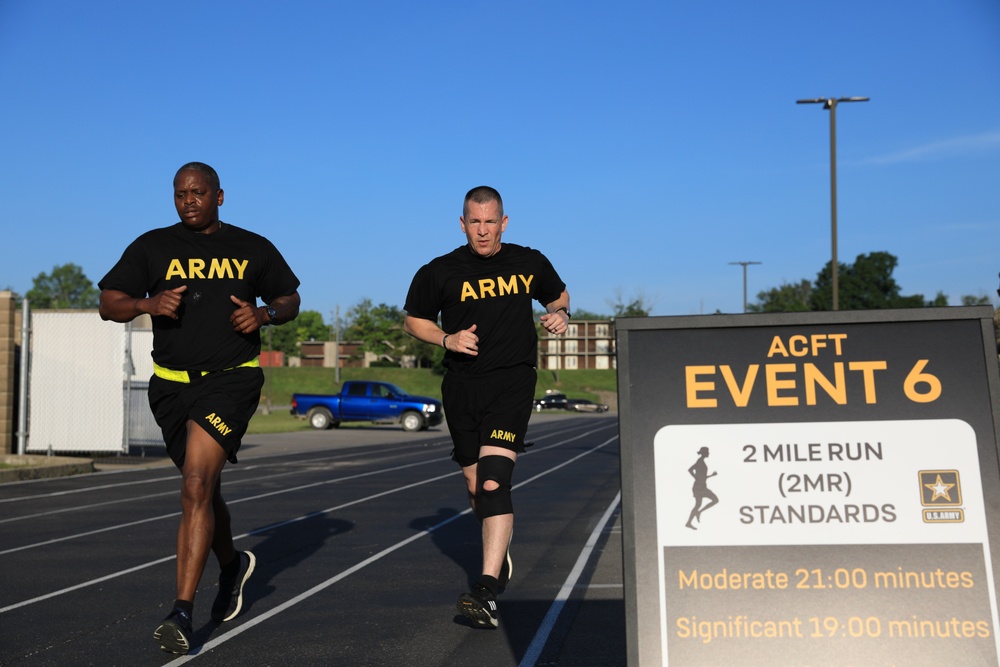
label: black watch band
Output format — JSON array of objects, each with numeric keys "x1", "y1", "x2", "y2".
[
  {"x1": 265, "y1": 305, "x2": 277, "y2": 324},
  {"x1": 556, "y1": 306, "x2": 570, "y2": 319}
]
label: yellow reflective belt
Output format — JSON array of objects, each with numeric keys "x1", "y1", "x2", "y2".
[{"x1": 153, "y1": 357, "x2": 260, "y2": 383}]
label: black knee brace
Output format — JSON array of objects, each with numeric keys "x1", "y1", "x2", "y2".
[{"x1": 475, "y1": 455, "x2": 515, "y2": 520}]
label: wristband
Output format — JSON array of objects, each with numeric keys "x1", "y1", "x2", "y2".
[
  {"x1": 442, "y1": 334, "x2": 449, "y2": 349},
  {"x1": 556, "y1": 306, "x2": 570, "y2": 319}
]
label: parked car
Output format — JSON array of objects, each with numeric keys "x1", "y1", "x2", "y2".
[
  {"x1": 533, "y1": 392, "x2": 569, "y2": 411},
  {"x1": 291, "y1": 380, "x2": 443, "y2": 431},
  {"x1": 565, "y1": 398, "x2": 610, "y2": 413}
]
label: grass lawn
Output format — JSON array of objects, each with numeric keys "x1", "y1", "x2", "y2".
[
  {"x1": 259, "y1": 367, "x2": 617, "y2": 406},
  {"x1": 246, "y1": 410, "x2": 312, "y2": 434},
  {"x1": 250, "y1": 366, "x2": 618, "y2": 435}
]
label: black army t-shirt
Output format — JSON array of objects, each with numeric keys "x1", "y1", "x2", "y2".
[
  {"x1": 100, "y1": 222, "x2": 299, "y2": 371},
  {"x1": 405, "y1": 243, "x2": 565, "y2": 374}
]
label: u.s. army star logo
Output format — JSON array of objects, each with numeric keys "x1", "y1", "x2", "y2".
[{"x1": 919, "y1": 470, "x2": 964, "y2": 523}]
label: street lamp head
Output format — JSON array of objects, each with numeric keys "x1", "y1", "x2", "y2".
[{"x1": 796, "y1": 96, "x2": 870, "y2": 109}]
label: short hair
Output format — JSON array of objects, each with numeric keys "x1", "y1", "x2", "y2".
[
  {"x1": 174, "y1": 162, "x2": 221, "y2": 191},
  {"x1": 463, "y1": 185, "x2": 503, "y2": 218}
]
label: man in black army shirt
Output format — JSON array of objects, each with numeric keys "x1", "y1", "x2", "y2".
[
  {"x1": 99, "y1": 162, "x2": 300, "y2": 654},
  {"x1": 404, "y1": 185, "x2": 570, "y2": 629}
]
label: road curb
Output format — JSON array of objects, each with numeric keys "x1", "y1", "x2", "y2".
[{"x1": 0, "y1": 454, "x2": 95, "y2": 483}]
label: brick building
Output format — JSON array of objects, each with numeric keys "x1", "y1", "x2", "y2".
[
  {"x1": 538, "y1": 319, "x2": 616, "y2": 370},
  {"x1": 293, "y1": 318, "x2": 618, "y2": 371},
  {"x1": 297, "y1": 340, "x2": 373, "y2": 368}
]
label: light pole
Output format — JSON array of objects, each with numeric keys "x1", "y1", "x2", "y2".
[
  {"x1": 729, "y1": 261, "x2": 762, "y2": 313},
  {"x1": 333, "y1": 305, "x2": 341, "y2": 384},
  {"x1": 797, "y1": 95, "x2": 869, "y2": 310}
]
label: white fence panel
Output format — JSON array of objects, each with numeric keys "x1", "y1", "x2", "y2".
[{"x1": 26, "y1": 312, "x2": 163, "y2": 454}]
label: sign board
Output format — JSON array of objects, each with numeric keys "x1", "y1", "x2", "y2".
[{"x1": 616, "y1": 307, "x2": 1000, "y2": 666}]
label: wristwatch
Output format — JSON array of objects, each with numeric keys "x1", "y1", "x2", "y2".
[
  {"x1": 556, "y1": 306, "x2": 571, "y2": 319},
  {"x1": 265, "y1": 305, "x2": 277, "y2": 324}
]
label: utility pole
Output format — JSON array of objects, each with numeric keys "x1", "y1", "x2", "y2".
[
  {"x1": 263, "y1": 326, "x2": 272, "y2": 415},
  {"x1": 797, "y1": 95, "x2": 869, "y2": 310},
  {"x1": 729, "y1": 261, "x2": 762, "y2": 313},
  {"x1": 334, "y1": 305, "x2": 341, "y2": 384}
]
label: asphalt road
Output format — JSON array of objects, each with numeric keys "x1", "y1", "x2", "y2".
[{"x1": 0, "y1": 413, "x2": 624, "y2": 666}]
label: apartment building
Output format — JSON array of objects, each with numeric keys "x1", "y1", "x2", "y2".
[
  {"x1": 294, "y1": 319, "x2": 618, "y2": 370},
  {"x1": 538, "y1": 319, "x2": 616, "y2": 370}
]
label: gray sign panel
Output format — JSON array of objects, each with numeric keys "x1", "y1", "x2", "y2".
[{"x1": 616, "y1": 307, "x2": 1000, "y2": 666}]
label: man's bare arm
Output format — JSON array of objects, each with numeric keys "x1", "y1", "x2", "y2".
[
  {"x1": 99, "y1": 286, "x2": 187, "y2": 323},
  {"x1": 404, "y1": 315, "x2": 479, "y2": 356},
  {"x1": 230, "y1": 291, "x2": 302, "y2": 334},
  {"x1": 539, "y1": 289, "x2": 571, "y2": 335}
]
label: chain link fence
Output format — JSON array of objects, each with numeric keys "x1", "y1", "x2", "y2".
[{"x1": 25, "y1": 310, "x2": 162, "y2": 455}]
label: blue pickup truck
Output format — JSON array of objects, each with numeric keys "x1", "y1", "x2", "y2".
[{"x1": 291, "y1": 380, "x2": 444, "y2": 432}]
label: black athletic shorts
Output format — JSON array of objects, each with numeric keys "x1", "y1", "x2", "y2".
[
  {"x1": 148, "y1": 366, "x2": 264, "y2": 469},
  {"x1": 442, "y1": 364, "x2": 536, "y2": 467}
]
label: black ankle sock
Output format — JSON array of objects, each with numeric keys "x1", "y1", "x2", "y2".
[
  {"x1": 173, "y1": 599, "x2": 194, "y2": 616},
  {"x1": 478, "y1": 575, "x2": 500, "y2": 596},
  {"x1": 221, "y1": 553, "x2": 241, "y2": 578}
]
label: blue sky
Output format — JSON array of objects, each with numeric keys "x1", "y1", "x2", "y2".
[{"x1": 1, "y1": 0, "x2": 998, "y2": 320}]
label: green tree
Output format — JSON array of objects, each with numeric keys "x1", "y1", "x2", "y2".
[
  {"x1": 961, "y1": 294, "x2": 992, "y2": 306},
  {"x1": 345, "y1": 299, "x2": 409, "y2": 362},
  {"x1": 264, "y1": 310, "x2": 328, "y2": 360},
  {"x1": 26, "y1": 263, "x2": 99, "y2": 308},
  {"x1": 926, "y1": 292, "x2": 950, "y2": 307},
  {"x1": 810, "y1": 252, "x2": 924, "y2": 311},
  {"x1": 405, "y1": 336, "x2": 444, "y2": 371},
  {"x1": 608, "y1": 288, "x2": 654, "y2": 317},
  {"x1": 994, "y1": 307, "x2": 1000, "y2": 352},
  {"x1": 572, "y1": 307, "x2": 610, "y2": 320},
  {"x1": 532, "y1": 306, "x2": 610, "y2": 321},
  {"x1": 748, "y1": 280, "x2": 812, "y2": 313}
]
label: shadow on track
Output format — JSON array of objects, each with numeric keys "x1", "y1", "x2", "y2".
[{"x1": 186, "y1": 512, "x2": 353, "y2": 654}]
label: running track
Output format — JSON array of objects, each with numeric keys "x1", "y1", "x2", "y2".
[{"x1": 0, "y1": 413, "x2": 624, "y2": 666}]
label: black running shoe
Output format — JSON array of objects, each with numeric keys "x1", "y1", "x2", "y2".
[
  {"x1": 153, "y1": 608, "x2": 193, "y2": 654},
  {"x1": 211, "y1": 550, "x2": 256, "y2": 623},
  {"x1": 457, "y1": 584, "x2": 499, "y2": 629}
]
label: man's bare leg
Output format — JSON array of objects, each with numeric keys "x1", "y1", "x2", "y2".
[
  {"x1": 457, "y1": 445, "x2": 517, "y2": 628},
  {"x1": 477, "y1": 445, "x2": 516, "y2": 579},
  {"x1": 481, "y1": 513, "x2": 513, "y2": 577},
  {"x1": 155, "y1": 422, "x2": 228, "y2": 653},
  {"x1": 211, "y1": 479, "x2": 236, "y2": 568},
  {"x1": 176, "y1": 421, "x2": 229, "y2": 604}
]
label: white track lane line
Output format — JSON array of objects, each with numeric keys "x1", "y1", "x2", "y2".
[
  {"x1": 0, "y1": 457, "x2": 447, "y2": 556},
  {"x1": 519, "y1": 490, "x2": 622, "y2": 667},
  {"x1": 0, "y1": 418, "x2": 596, "y2": 502},
  {"x1": 0, "y1": 469, "x2": 457, "y2": 614},
  {"x1": 165, "y1": 434, "x2": 618, "y2": 664},
  {"x1": 1, "y1": 422, "x2": 615, "y2": 552},
  {"x1": 1, "y1": 424, "x2": 616, "y2": 613},
  {"x1": 0, "y1": 445, "x2": 447, "y2": 524},
  {"x1": 0, "y1": 475, "x2": 176, "y2": 503},
  {"x1": 0, "y1": 441, "x2": 448, "y2": 506}
]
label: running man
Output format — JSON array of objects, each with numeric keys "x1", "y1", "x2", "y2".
[
  {"x1": 99, "y1": 162, "x2": 301, "y2": 654},
  {"x1": 685, "y1": 446, "x2": 719, "y2": 529},
  {"x1": 404, "y1": 185, "x2": 570, "y2": 629}
]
